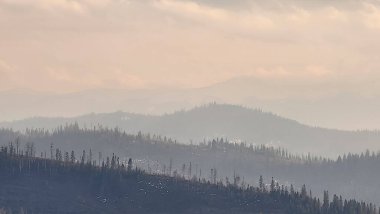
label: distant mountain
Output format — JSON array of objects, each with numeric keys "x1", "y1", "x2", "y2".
[
  {"x1": 2, "y1": 103, "x2": 380, "y2": 157},
  {"x1": 3, "y1": 78, "x2": 380, "y2": 130}
]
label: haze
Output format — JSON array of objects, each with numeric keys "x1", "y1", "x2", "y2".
[{"x1": 1, "y1": 0, "x2": 380, "y2": 129}]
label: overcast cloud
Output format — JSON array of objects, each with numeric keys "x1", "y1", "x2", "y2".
[{"x1": 1, "y1": 0, "x2": 380, "y2": 98}]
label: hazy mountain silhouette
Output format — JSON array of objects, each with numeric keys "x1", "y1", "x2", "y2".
[
  {"x1": 3, "y1": 78, "x2": 380, "y2": 130},
  {"x1": 2, "y1": 103, "x2": 380, "y2": 157}
]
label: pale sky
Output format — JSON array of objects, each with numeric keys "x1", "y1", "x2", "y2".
[{"x1": 0, "y1": 0, "x2": 380, "y2": 96}]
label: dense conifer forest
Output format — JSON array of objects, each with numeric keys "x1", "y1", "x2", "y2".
[{"x1": 0, "y1": 144, "x2": 378, "y2": 214}]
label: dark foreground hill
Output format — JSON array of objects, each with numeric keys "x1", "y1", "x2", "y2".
[
  {"x1": 0, "y1": 147, "x2": 376, "y2": 214},
  {"x1": 2, "y1": 127, "x2": 380, "y2": 208},
  {"x1": 2, "y1": 104, "x2": 380, "y2": 156}
]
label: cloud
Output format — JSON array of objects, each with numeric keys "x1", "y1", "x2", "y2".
[
  {"x1": 0, "y1": 0, "x2": 117, "y2": 15},
  {"x1": 361, "y1": 3, "x2": 380, "y2": 29},
  {"x1": 324, "y1": 6, "x2": 348, "y2": 22},
  {"x1": 0, "y1": 0, "x2": 380, "y2": 97},
  {"x1": 43, "y1": 0, "x2": 86, "y2": 14},
  {"x1": 153, "y1": 0, "x2": 275, "y2": 30},
  {"x1": 305, "y1": 65, "x2": 332, "y2": 77},
  {"x1": 249, "y1": 65, "x2": 332, "y2": 80},
  {"x1": 152, "y1": 0, "x2": 380, "y2": 34},
  {"x1": 0, "y1": 0, "x2": 84, "y2": 13},
  {"x1": 0, "y1": 59, "x2": 12, "y2": 71},
  {"x1": 44, "y1": 66, "x2": 148, "y2": 91}
]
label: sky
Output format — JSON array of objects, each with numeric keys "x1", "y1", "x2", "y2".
[
  {"x1": 1, "y1": 0, "x2": 380, "y2": 128},
  {"x1": 0, "y1": 0, "x2": 380, "y2": 93}
]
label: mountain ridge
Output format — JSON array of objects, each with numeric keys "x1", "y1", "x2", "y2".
[{"x1": 2, "y1": 103, "x2": 380, "y2": 157}]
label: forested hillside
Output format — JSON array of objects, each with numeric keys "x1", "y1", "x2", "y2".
[
  {"x1": 2, "y1": 104, "x2": 380, "y2": 156},
  {"x1": 1, "y1": 126, "x2": 380, "y2": 206},
  {"x1": 0, "y1": 146, "x2": 377, "y2": 214}
]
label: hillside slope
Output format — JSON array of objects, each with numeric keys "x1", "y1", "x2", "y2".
[
  {"x1": 0, "y1": 150, "x2": 343, "y2": 214},
  {"x1": 2, "y1": 128, "x2": 380, "y2": 206}
]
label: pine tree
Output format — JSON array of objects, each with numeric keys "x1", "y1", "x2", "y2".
[
  {"x1": 323, "y1": 190, "x2": 329, "y2": 213},
  {"x1": 259, "y1": 175, "x2": 265, "y2": 192},
  {"x1": 127, "y1": 158, "x2": 133, "y2": 171},
  {"x1": 70, "y1": 151, "x2": 75, "y2": 163},
  {"x1": 270, "y1": 177, "x2": 275, "y2": 193}
]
